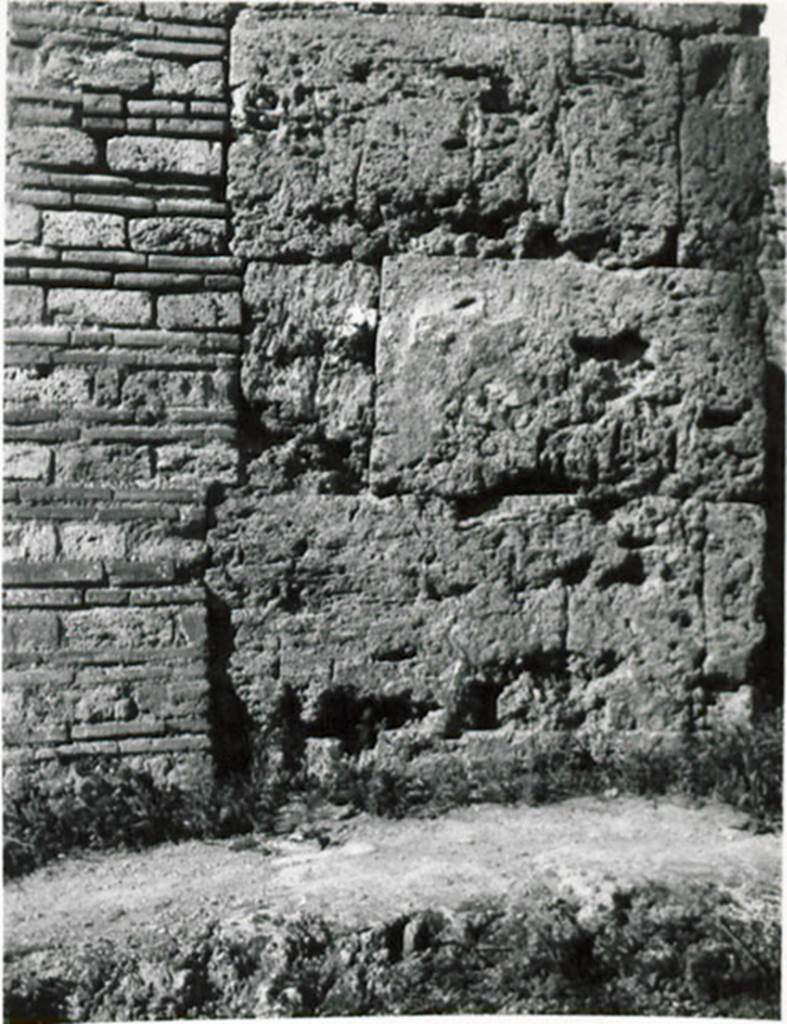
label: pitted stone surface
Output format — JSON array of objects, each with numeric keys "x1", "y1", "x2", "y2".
[
  {"x1": 228, "y1": 11, "x2": 679, "y2": 265},
  {"x1": 213, "y1": 492, "x2": 764, "y2": 741},
  {"x1": 371, "y1": 257, "x2": 765, "y2": 502}
]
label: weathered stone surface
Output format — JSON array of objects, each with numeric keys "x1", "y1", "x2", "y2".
[
  {"x1": 58, "y1": 606, "x2": 186, "y2": 651},
  {"x1": 5, "y1": 366, "x2": 92, "y2": 407},
  {"x1": 121, "y1": 368, "x2": 237, "y2": 420},
  {"x1": 229, "y1": 12, "x2": 679, "y2": 265},
  {"x1": 42, "y1": 211, "x2": 125, "y2": 249},
  {"x1": 7, "y1": 127, "x2": 97, "y2": 167},
  {"x1": 5, "y1": 286, "x2": 44, "y2": 325},
  {"x1": 3, "y1": 444, "x2": 52, "y2": 482},
  {"x1": 4, "y1": 610, "x2": 60, "y2": 653},
  {"x1": 158, "y1": 293, "x2": 241, "y2": 330},
  {"x1": 703, "y1": 504, "x2": 766, "y2": 685},
  {"x1": 6, "y1": 203, "x2": 40, "y2": 243},
  {"x1": 243, "y1": 262, "x2": 378, "y2": 482},
  {"x1": 3, "y1": 521, "x2": 58, "y2": 561},
  {"x1": 211, "y1": 491, "x2": 763, "y2": 742},
  {"x1": 57, "y1": 444, "x2": 152, "y2": 487},
  {"x1": 371, "y1": 257, "x2": 765, "y2": 502},
  {"x1": 152, "y1": 59, "x2": 224, "y2": 98},
  {"x1": 128, "y1": 217, "x2": 227, "y2": 254},
  {"x1": 107, "y1": 136, "x2": 222, "y2": 177},
  {"x1": 156, "y1": 440, "x2": 240, "y2": 486},
  {"x1": 679, "y1": 37, "x2": 769, "y2": 269},
  {"x1": 48, "y1": 288, "x2": 152, "y2": 327}
]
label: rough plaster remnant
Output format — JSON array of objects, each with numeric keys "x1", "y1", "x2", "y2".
[
  {"x1": 107, "y1": 136, "x2": 223, "y2": 177},
  {"x1": 213, "y1": 492, "x2": 763, "y2": 743},
  {"x1": 4, "y1": 286, "x2": 45, "y2": 325},
  {"x1": 129, "y1": 217, "x2": 227, "y2": 254},
  {"x1": 679, "y1": 36, "x2": 769, "y2": 269},
  {"x1": 48, "y1": 288, "x2": 153, "y2": 327},
  {"x1": 228, "y1": 11, "x2": 680, "y2": 265},
  {"x1": 42, "y1": 211, "x2": 126, "y2": 249},
  {"x1": 371, "y1": 257, "x2": 764, "y2": 502},
  {"x1": 7, "y1": 127, "x2": 97, "y2": 167}
]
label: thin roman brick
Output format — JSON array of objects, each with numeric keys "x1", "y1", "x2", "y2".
[
  {"x1": 153, "y1": 23, "x2": 226, "y2": 42},
  {"x1": 171, "y1": 409, "x2": 237, "y2": 425},
  {"x1": 14, "y1": 106, "x2": 77, "y2": 127},
  {"x1": 130, "y1": 586, "x2": 204, "y2": 606},
  {"x1": 6, "y1": 189, "x2": 71, "y2": 209},
  {"x1": 127, "y1": 99, "x2": 186, "y2": 116},
  {"x1": 190, "y1": 101, "x2": 229, "y2": 117},
  {"x1": 113, "y1": 487, "x2": 203, "y2": 502},
  {"x1": 4, "y1": 589, "x2": 84, "y2": 608},
  {"x1": 5, "y1": 269, "x2": 28, "y2": 283},
  {"x1": 76, "y1": 195, "x2": 156, "y2": 214},
  {"x1": 132, "y1": 39, "x2": 225, "y2": 59},
  {"x1": 71, "y1": 330, "x2": 116, "y2": 346},
  {"x1": 155, "y1": 199, "x2": 226, "y2": 217},
  {"x1": 62, "y1": 250, "x2": 146, "y2": 268},
  {"x1": 97, "y1": 505, "x2": 179, "y2": 522},
  {"x1": 5, "y1": 327, "x2": 70, "y2": 345},
  {"x1": 3, "y1": 667, "x2": 75, "y2": 688},
  {"x1": 5, "y1": 244, "x2": 61, "y2": 263},
  {"x1": 113, "y1": 272, "x2": 203, "y2": 289},
  {"x1": 111, "y1": 329, "x2": 198, "y2": 347},
  {"x1": 4, "y1": 349, "x2": 54, "y2": 368},
  {"x1": 3, "y1": 561, "x2": 104, "y2": 586},
  {"x1": 73, "y1": 408, "x2": 135, "y2": 425},
  {"x1": 9, "y1": 507, "x2": 103, "y2": 521},
  {"x1": 4, "y1": 426, "x2": 81, "y2": 443},
  {"x1": 45, "y1": 172, "x2": 137, "y2": 193},
  {"x1": 126, "y1": 119, "x2": 155, "y2": 132},
  {"x1": 9, "y1": 88, "x2": 82, "y2": 105},
  {"x1": 106, "y1": 560, "x2": 177, "y2": 585},
  {"x1": 204, "y1": 275, "x2": 243, "y2": 291},
  {"x1": 154, "y1": 119, "x2": 226, "y2": 138},
  {"x1": 16, "y1": 484, "x2": 113, "y2": 501},
  {"x1": 84, "y1": 426, "x2": 207, "y2": 444},
  {"x1": 57, "y1": 741, "x2": 121, "y2": 757},
  {"x1": 147, "y1": 255, "x2": 239, "y2": 272},
  {"x1": 82, "y1": 94, "x2": 124, "y2": 115},
  {"x1": 29, "y1": 268, "x2": 112, "y2": 286},
  {"x1": 84, "y1": 589, "x2": 131, "y2": 605},
  {"x1": 71, "y1": 722, "x2": 167, "y2": 740},
  {"x1": 83, "y1": 117, "x2": 128, "y2": 132},
  {"x1": 118, "y1": 735, "x2": 211, "y2": 754},
  {"x1": 5, "y1": 407, "x2": 60, "y2": 425}
]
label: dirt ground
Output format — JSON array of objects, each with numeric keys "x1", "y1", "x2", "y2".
[{"x1": 5, "y1": 794, "x2": 780, "y2": 956}]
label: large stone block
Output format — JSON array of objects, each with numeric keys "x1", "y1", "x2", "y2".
[
  {"x1": 228, "y1": 12, "x2": 680, "y2": 265},
  {"x1": 4, "y1": 610, "x2": 60, "y2": 653},
  {"x1": 3, "y1": 521, "x2": 58, "y2": 562},
  {"x1": 6, "y1": 203, "x2": 40, "y2": 243},
  {"x1": 58, "y1": 606, "x2": 187, "y2": 651},
  {"x1": 371, "y1": 257, "x2": 765, "y2": 502},
  {"x1": 215, "y1": 490, "x2": 763, "y2": 740},
  {"x1": 5, "y1": 367, "x2": 92, "y2": 407},
  {"x1": 3, "y1": 444, "x2": 51, "y2": 482},
  {"x1": 679, "y1": 37, "x2": 769, "y2": 269},
  {"x1": 5, "y1": 286, "x2": 44, "y2": 326},
  {"x1": 107, "y1": 136, "x2": 223, "y2": 177}
]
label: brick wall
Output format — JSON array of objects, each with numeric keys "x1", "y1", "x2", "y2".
[{"x1": 3, "y1": 1, "x2": 779, "y2": 788}]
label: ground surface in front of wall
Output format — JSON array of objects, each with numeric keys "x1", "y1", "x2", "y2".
[{"x1": 6, "y1": 794, "x2": 778, "y2": 954}]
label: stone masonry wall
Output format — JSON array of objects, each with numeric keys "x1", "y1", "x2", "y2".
[{"x1": 3, "y1": 1, "x2": 778, "y2": 787}]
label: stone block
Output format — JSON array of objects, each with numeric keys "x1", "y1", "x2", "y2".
[
  {"x1": 3, "y1": 444, "x2": 52, "y2": 482},
  {"x1": 157, "y1": 293, "x2": 241, "y2": 331},
  {"x1": 5, "y1": 285, "x2": 44, "y2": 326},
  {"x1": 59, "y1": 606, "x2": 183, "y2": 651},
  {"x1": 128, "y1": 217, "x2": 227, "y2": 254},
  {"x1": 229, "y1": 12, "x2": 681, "y2": 265},
  {"x1": 679, "y1": 37, "x2": 769, "y2": 269},
  {"x1": 155, "y1": 440, "x2": 240, "y2": 486},
  {"x1": 42, "y1": 211, "x2": 126, "y2": 249},
  {"x1": 5, "y1": 366, "x2": 92, "y2": 407},
  {"x1": 703, "y1": 504, "x2": 766, "y2": 684},
  {"x1": 57, "y1": 444, "x2": 152, "y2": 487},
  {"x1": 3, "y1": 521, "x2": 58, "y2": 561},
  {"x1": 59, "y1": 521, "x2": 129, "y2": 561},
  {"x1": 3, "y1": 610, "x2": 60, "y2": 652},
  {"x1": 7, "y1": 126, "x2": 97, "y2": 167},
  {"x1": 48, "y1": 289, "x2": 153, "y2": 327},
  {"x1": 152, "y1": 59, "x2": 225, "y2": 97},
  {"x1": 6, "y1": 203, "x2": 40, "y2": 243},
  {"x1": 106, "y1": 136, "x2": 222, "y2": 177},
  {"x1": 371, "y1": 257, "x2": 764, "y2": 502}
]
